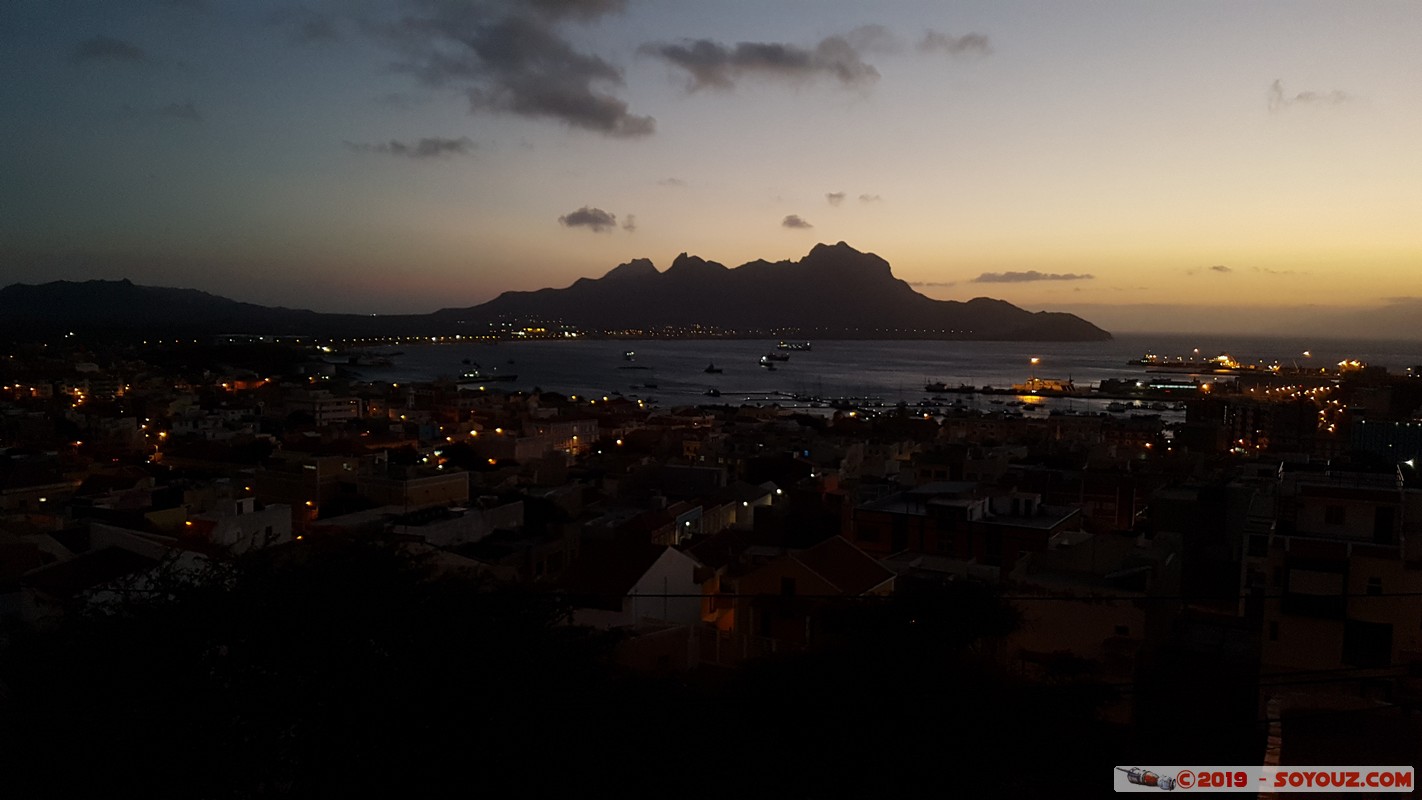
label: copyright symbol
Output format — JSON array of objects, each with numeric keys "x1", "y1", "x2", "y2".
[{"x1": 1177, "y1": 770, "x2": 1195, "y2": 789}]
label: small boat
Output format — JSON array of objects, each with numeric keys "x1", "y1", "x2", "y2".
[
  {"x1": 458, "y1": 364, "x2": 517, "y2": 384},
  {"x1": 763, "y1": 352, "x2": 790, "y2": 362},
  {"x1": 704, "y1": 363, "x2": 723, "y2": 374},
  {"x1": 704, "y1": 388, "x2": 721, "y2": 397},
  {"x1": 623, "y1": 350, "x2": 636, "y2": 361}
]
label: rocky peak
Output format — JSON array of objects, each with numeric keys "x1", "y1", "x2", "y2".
[
  {"x1": 665, "y1": 252, "x2": 727, "y2": 275},
  {"x1": 801, "y1": 241, "x2": 892, "y2": 279},
  {"x1": 601, "y1": 258, "x2": 659, "y2": 281}
]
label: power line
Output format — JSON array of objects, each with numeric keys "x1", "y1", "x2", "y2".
[{"x1": 57, "y1": 586, "x2": 1422, "y2": 601}]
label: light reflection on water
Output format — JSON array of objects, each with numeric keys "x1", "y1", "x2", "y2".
[{"x1": 350, "y1": 334, "x2": 1422, "y2": 414}]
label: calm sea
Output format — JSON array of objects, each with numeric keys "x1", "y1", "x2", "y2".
[{"x1": 350, "y1": 334, "x2": 1422, "y2": 413}]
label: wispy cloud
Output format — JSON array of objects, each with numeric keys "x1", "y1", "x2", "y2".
[
  {"x1": 908, "y1": 280, "x2": 957, "y2": 288},
  {"x1": 658, "y1": 177, "x2": 686, "y2": 187},
  {"x1": 970, "y1": 271, "x2": 1093, "y2": 283},
  {"x1": 858, "y1": 193, "x2": 881, "y2": 203},
  {"x1": 345, "y1": 137, "x2": 474, "y2": 159},
  {"x1": 72, "y1": 36, "x2": 146, "y2": 64},
  {"x1": 559, "y1": 206, "x2": 617, "y2": 232},
  {"x1": 641, "y1": 33, "x2": 879, "y2": 91},
  {"x1": 782, "y1": 214, "x2": 813, "y2": 229},
  {"x1": 918, "y1": 31, "x2": 991, "y2": 58},
  {"x1": 621, "y1": 214, "x2": 637, "y2": 232},
  {"x1": 826, "y1": 192, "x2": 845, "y2": 206},
  {"x1": 1184, "y1": 264, "x2": 1234, "y2": 276},
  {"x1": 844, "y1": 24, "x2": 902, "y2": 55},
  {"x1": 1268, "y1": 79, "x2": 1350, "y2": 112}
]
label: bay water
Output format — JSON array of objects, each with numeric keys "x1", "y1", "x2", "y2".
[{"x1": 351, "y1": 334, "x2": 1422, "y2": 414}]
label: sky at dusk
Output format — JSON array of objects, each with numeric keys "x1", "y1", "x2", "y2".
[{"x1": 3, "y1": 1, "x2": 1420, "y2": 334}]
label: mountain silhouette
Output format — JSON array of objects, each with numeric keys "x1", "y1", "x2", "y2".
[
  {"x1": 0, "y1": 243, "x2": 1110, "y2": 340},
  {"x1": 436, "y1": 242, "x2": 1111, "y2": 340},
  {"x1": 0, "y1": 279, "x2": 424, "y2": 337}
]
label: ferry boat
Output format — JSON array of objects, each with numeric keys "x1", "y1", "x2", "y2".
[
  {"x1": 777, "y1": 341, "x2": 812, "y2": 351},
  {"x1": 1130, "y1": 352, "x2": 1240, "y2": 372},
  {"x1": 763, "y1": 352, "x2": 790, "y2": 362},
  {"x1": 1011, "y1": 377, "x2": 1078, "y2": 395},
  {"x1": 924, "y1": 382, "x2": 977, "y2": 394}
]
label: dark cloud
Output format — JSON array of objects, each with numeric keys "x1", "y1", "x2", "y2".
[
  {"x1": 1209, "y1": 264, "x2": 1232, "y2": 273},
  {"x1": 918, "y1": 31, "x2": 991, "y2": 58},
  {"x1": 559, "y1": 206, "x2": 617, "y2": 232},
  {"x1": 1268, "y1": 79, "x2": 1350, "y2": 112},
  {"x1": 72, "y1": 36, "x2": 146, "y2": 64},
  {"x1": 345, "y1": 137, "x2": 475, "y2": 159},
  {"x1": 908, "y1": 281, "x2": 957, "y2": 288},
  {"x1": 658, "y1": 177, "x2": 686, "y2": 187},
  {"x1": 1253, "y1": 266, "x2": 1303, "y2": 276},
  {"x1": 970, "y1": 271, "x2": 1094, "y2": 283},
  {"x1": 376, "y1": 3, "x2": 654, "y2": 137},
  {"x1": 269, "y1": 7, "x2": 342, "y2": 44},
  {"x1": 621, "y1": 214, "x2": 637, "y2": 232},
  {"x1": 782, "y1": 214, "x2": 813, "y2": 229},
  {"x1": 119, "y1": 101, "x2": 202, "y2": 123},
  {"x1": 858, "y1": 193, "x2": 881, "y2": 203},
  {"x1": 641, "y1": 34, "x2": 879, "y2": 91},
  {"x1": 826, "y1": 192, "x2": 845, "y2": 206}
]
